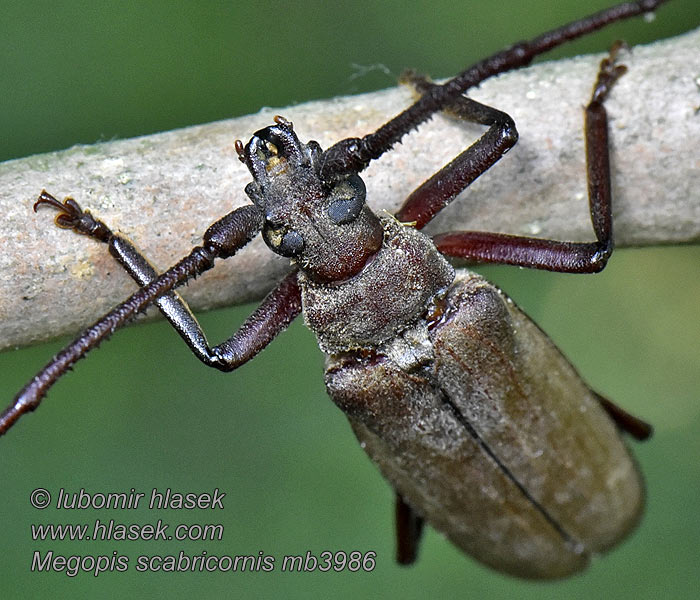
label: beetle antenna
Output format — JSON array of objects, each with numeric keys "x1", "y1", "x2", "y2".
[{"x1": 319, "y1": 0, "x2": 671, "y2": 179}]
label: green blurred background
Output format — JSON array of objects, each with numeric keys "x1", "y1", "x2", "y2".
[{"x1": 1, "y1": 1, "x2": 698, "y2": 598}]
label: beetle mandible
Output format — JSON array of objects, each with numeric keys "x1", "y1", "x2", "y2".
[{"x1": 0, "y1": 1, "x2": 667, "y2": 579}]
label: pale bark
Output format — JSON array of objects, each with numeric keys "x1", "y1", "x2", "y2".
[{"x1": 0, "y1": 28, "x2": 698, "y2": 351}]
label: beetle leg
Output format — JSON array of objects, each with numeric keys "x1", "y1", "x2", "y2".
[
  {"x1": 32, "y1": 192, "x2": 302, "y2": 371},
  {"x1": 394, "y1": 74, "x2": 518, "y2": 230},
  {"x1": 395, "y1": 493, "x2": 425, "y2": 565},
  {"x1": 431, "y1": 45, "x2": 627, "y2": 274},
  {"x1": 594, "y1": 392, "x2": 653, "y2": 441},
  {"x1": 0, "y1": 198, "x2": 287, "y2": 435}
]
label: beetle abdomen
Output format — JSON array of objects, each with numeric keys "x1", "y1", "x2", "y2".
[{"x1": 325, "y1": 270, "x2": 644, "y2": 579}]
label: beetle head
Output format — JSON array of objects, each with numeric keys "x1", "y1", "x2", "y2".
[{"x1": 240, "y1": 117, "x2": 383, "y2": 283}]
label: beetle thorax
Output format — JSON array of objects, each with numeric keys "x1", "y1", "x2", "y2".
[{"x1": 299, "y1": 215, "x2": 454, "y2": 354}]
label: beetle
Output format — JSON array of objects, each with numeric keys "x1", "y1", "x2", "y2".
[{"x1": 0, "y1": 0, "x2": 674, "y2": 580}]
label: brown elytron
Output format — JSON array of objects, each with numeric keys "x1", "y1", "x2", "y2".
[{"x1": 1, "y1": 1, "x2": 664, "y2": 579}]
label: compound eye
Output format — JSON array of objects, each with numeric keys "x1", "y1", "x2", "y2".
[
  {"x1": 278, "y1": 230, "x2": 304, "y2": 257},
  {"x1": 263, "y1": 225, "x2": 304, "y2": 258},
  {"x1": 327, "y1": 174, "x2": 366, "y2": 225}
]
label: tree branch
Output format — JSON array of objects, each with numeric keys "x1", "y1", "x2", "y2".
[{"x1": 1, "y1": 28, "x2": 698, "y2": 351}]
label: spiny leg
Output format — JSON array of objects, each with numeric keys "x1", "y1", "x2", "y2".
[
  {"x1": 394, "y1": 73, "x2": 518, "y2": 230},
  {"x1": 32, "y1": 192, "x2": 302, "y2": 371},
  {"x1": 432, "y1": 43, "x2": 627, "y2": 273},
  {"x1": 33, "y1": 191, "x2": 212, "y2": 359},
  {"x1": 0, "y1": 195, "x2": 300, "y2": 435},
  {"x1": 319, "y1": 0, "x2": 669, "y2": 180}
]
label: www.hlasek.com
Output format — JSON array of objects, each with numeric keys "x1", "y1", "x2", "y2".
[
  {"x1": 31, "y1": 550, "x2": 378, "y2": 577},
  {"x1": 28, "y1": 487, "x2": 376, "y2": 576}
]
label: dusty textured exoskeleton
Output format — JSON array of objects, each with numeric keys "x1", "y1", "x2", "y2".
[{"x1": 0, "y1": 1, "x2": 665, "y2": 579}]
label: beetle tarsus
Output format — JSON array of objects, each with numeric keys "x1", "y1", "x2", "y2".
[
  {"x1": 591, "y1": 41, "x2": 629, "y2": 105},
  {"x1": 34, "y1": 190, "x2": 112, "y2": 243}
]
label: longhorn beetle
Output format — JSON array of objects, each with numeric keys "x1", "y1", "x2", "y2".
[{"x1": 1, "y1": 1, "x2": 670, "y2": 579}]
